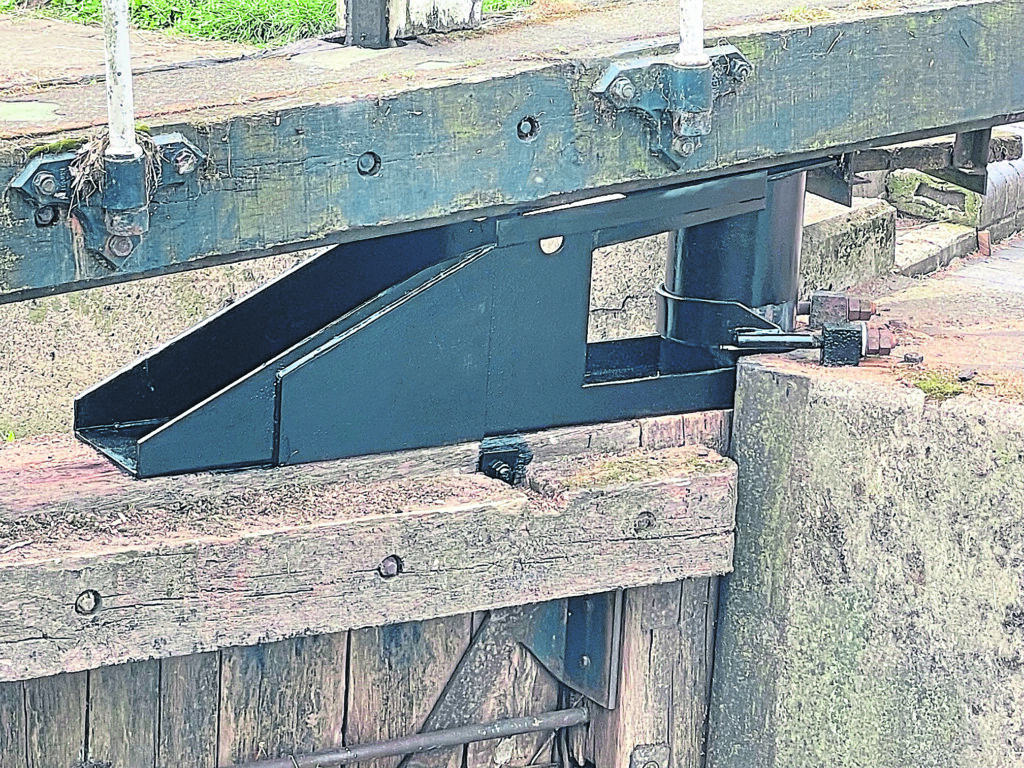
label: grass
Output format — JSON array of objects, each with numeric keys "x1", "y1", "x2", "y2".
[
  {"x1": 912, "y1": 370, "x2": 964, "y2": 401},
  {"x1": 10, "y1": 0, "x2": 339, "y2": 46},
  {"x1": 3, "y1": 0, "x2": 529, "y2": 45}
]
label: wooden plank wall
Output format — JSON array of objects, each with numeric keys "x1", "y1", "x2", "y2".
[{"x1": 0, "y1": 579, "x2": 720, "y2": 768}]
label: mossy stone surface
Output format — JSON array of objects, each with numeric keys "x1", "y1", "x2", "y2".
[{"x1": 709, "y1": 357, "x2": 1024, "y2": 768}]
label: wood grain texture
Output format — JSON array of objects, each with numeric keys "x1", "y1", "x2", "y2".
[
  {"x1": 346, "y1": 616, "x2": 470, "y2": 768},
  {"x1": 0, "y1": 681, "x2": 26, "y2": 768},
  {"x1": 218, "y1": 633, "x2": 348, "y2": 765},
  {"x1": 87, "y1": 660, "x2": 161, "y2": 768},
  {"x1": 591, "y1": 585, "x2": 675, "y2": 768},
  {"x1": 24, "y1": 672, "x2": 86, "y2": 768},
  {"x1": 157, "y1": 652, "x2": 220, "y2": 768},
  {"x1": 589, "y1": 579, "x2": 717, "y2": 768},
  {"x1": 2, "y1": 2, "x2": 1022, "y2": 300},
  {"x1": 1, "y1": 446, "x2": 734, "y2": 682}
]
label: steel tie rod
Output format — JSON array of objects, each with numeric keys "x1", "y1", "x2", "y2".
[{"x1": 230, "y1": 707, "x2": 591, "y2": 768}]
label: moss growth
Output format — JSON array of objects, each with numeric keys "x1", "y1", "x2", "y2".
[
  {"x1": 562, "y1": 449, "x2": 728, "y2": 489},
  {"x1": 913, "y1": 370, "x2": 965, "y2": 401},
  {"x1": 28, "y1": 138, "x2": 87, "y2": 159}
]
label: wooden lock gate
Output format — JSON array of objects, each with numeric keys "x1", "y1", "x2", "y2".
[{"x1": 0, "y1": 411, "x2": 735, "y2": 768}]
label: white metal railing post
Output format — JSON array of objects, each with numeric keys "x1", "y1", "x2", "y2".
[
  {"x1": 674, "y1": 0, "x2": 709, "y2": 67},
  {"x1": 102, "y1": 0, "x2": 141, "y2": 158}
]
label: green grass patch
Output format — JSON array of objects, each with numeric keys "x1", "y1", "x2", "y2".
[
  {"x1": 912, "y1": 370, "x2": 965, "y2": 401},
  {"x1": 481, "y1": 0, "x2": 531, "y2": 13},
  {"x1": 32, "y1": 0, "x2": 337, "y2": 46}
]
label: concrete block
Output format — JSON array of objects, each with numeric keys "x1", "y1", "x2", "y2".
[
  {"x1": 709, "y1": 357, "x2": 1024, "y2": 768},
  {"x1": 800, "y1": 194, "x2": 896, "y2": 294},
  {"x1": 894, "y1": 222, "x2": 977, "y2": 277}
]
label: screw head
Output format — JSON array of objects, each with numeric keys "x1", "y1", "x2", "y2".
[
  {"x1": 173, "y1": 148, "x2": 198, "y2": 175},
  {"x1": 32, "y1": 171, "x2": 58, "y2": 196},
  {"x1": 580, "y1": 654, "x2": 591, "y2": 668},
  {"x1": 357, "y1": 151, "x2": 382, "y2": 176},
  {"x1": 516, "y1": 116, "x2": 540, "y2": 142},
  {"x1": 377, "y1": 554, "x2": 403, "y2": 578},
  {"x1": 74, "y1": 589, "x2": 101, "y2": 616},
  {"x1": 107, "y1": 234, "x2": 135, "y2": 259}
]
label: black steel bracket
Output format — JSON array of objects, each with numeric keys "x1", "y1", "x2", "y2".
[
  {"x1": 479, "y1": 435, "x2": 534, "y2": 486},
  {"x1": 592, "y1": 45, "x2": 752, "y2": 170},
  {"x1": 8, "y1": 133, "x2": 204, "y2": 268},
  {"x1": 924, "y1": 128, "x2": 991, "y2": 194}
]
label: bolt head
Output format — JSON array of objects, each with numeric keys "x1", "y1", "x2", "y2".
[
  {"x1": 580, "y1": 654, "x2": 591, "y2": 668},
  {"x1": 32, "y1": 171, "x2": 58, "y2": 196},
  {"x1": 74, "y1": 589, "x2": 101, "y2": 616},
  {"x1": 34, "y1": 206, "x2": 58, "y2": 227},
  {"x1": 609, "y1": 76, "x2": 636, "y2": 103},
  {"x1": 107, "y1": 235, "x2": 135, "y2": 259},
  {"x1": 174, "y1": 149, "x2": 198, "y2": 175},
  {"x1": 377, "y1": 554, "x2": 403, "y2": 578},
  {"x1": 671, "y1": 136, "x2": 699, "y2": 158}
]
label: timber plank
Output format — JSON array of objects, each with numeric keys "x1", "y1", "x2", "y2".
[
  {"x1": 218, "y1": 633, "x2": 348, "y2": 764},
  {"x1": 157, "y1": 652, "x2": 220, "y2": 768},
  {"x1": 463, "y1": 614, "x2": 560, "y2": 768},
  {"x1": 87, "y1": 660, "x2": 161, "y2": 768},
  {"x1": 346, "y1": 616, "x2": 471, "y2": 768},
  {"x1": 0, "y1": 681, "x2": 26, "y2": 768},
  {"x1": 672, "y1": 578, "x2": 716, "y2": 768},
  {"x1": 0, "y1": 445, "x2": 735, "y2": 683},
  {"x1": 590, "y1": 586, "x2": 676, "y2": 768},
  {"x1": 24, "y1": 672, "x2": 86, "y2": 768},
  {"x1": 2, "y1": 2, "x2": 1023, "y2": 300}
]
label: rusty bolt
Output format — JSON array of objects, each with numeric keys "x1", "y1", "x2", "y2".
[
  {"x1": 608, "y1": 76, "x2": 636, "y2": 104},
  {"x1": 865, "y1": 325, "x2": 896, "y2": 356},
  {"x1": 107, "y1": 235, "x2": 135, "y2": 259},
  {"x1": 74, "y1": 589, "x2": 101, "y2": 616},
  {"x1": 173, "y1": 148, "x2": 199, "y2": 175},
  {"x1": 377, "y1": 554, "x2": 403, "y2": 579},
  {"x1": 32, "y1": 171, "x2": 58, "y2": 196}
]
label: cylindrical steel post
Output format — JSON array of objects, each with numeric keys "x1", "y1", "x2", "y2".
[
  {"x1": 674, "y1": 0, "x2": 709, "y2": 67},
  {"x1": 666, "y1": 170, "x2": 807, "y2": 331},
  {"x1": 102, "y1": 0, "x2": 141, "y2": 159}
]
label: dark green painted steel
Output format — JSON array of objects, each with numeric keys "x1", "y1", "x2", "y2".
[
  {"x1": 2, "y1": 1, "x2": 1024, "y2": 302},
  {"x1": 75, "y1": 173, "x2": 762, "y2": 476}
]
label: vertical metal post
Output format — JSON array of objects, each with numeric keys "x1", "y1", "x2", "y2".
[
  {"x1": 674, "y1": 0, "x2": 709, "y2": 67},
  {"x1": 102, "y1": 0, "x2": 141, "y2": 159},
  {"x1": 665, "y1": 171, "x2": 807, "y2": 330}
]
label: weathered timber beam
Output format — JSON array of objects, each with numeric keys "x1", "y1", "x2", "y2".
[
  {"x1": 1, "y1": 0, "x2": 1022, "y2": 302},
  {"x1": 0, "y1": 414, "x2": 734, "y2": 682}
]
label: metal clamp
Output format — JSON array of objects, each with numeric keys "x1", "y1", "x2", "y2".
[
  {"x1": 592, "y1": 45, "x2": 752, "y2": 170},
  {"x1": 9, "y1": 132, "x2": 204, "y2": 268}
]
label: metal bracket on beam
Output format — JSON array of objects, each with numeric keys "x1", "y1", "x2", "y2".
[
  {"x1": 9, "y1": 133, "x2": 204, "y2": 268},
  {"x1": 923, "y1": 128, "x2": 991, "y2": 194},
  {"x1": 806, "y1": 154, "x2": 870, "y2": 207},
  {"x1": 592, "y1": 45, "x2": 752, "y2": 170}
]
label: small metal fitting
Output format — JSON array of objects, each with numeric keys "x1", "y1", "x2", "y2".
[
  {"x1": 107, "y1": 234, "x2": 136, "y2": 259},
  {"x1": 805, "y1": 291, "x2": 877, "y2": 328},
  {"x1": 865, "y1": 324, "x2": 896, "y2": 356},
  {"x1": 32, "y1": 171, "x2": 58, "y2": 196},
  {"x1": 607, "y1": 76, "x2": 636, "y2": 105},
  {"x1": 74, "y1": 589, "x2": 101, "y2": 616},
  {"x1": 671, "y1": 136, "x2": 699, "y2": 158},
  {"x1": 377, "y1": 555, "x2": 403, "y2": 578},
  {"x1": 173, "y1": 148, "x2": 199, "y2": 175},
  {"x1": 34, "y1": 206, "x2": 58, "y2": 227}
]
